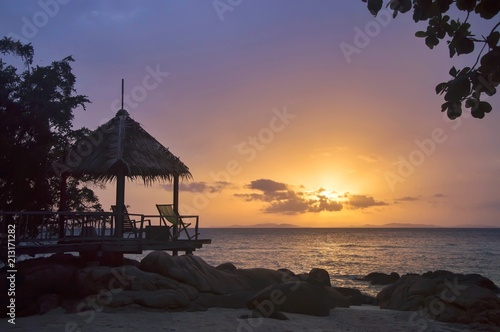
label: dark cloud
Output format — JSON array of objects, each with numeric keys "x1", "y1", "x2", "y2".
[
  {"x1": 347, "y1": 194, "x2": 388, "y2": 209},
  {"x1": 395, "y1": 196, "x2": 419, "y2": 202},
  {"x1": 163, "y1": 181, "x2": 229, "y2": 193},
  {"x1": 433, "y1": 193, "x2": 447, "y2": 198},
  {"x1": 236, "y1": 179, "x2": 344, "y2": 215},
  {"x1": 248, "y1": 179, "x2": 287, "y2": 193},
  {"x1": 236, "y1": 179, "x2": 387, "y2": 214}
]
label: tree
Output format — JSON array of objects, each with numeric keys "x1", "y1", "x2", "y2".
[
  {"x1": 362, "y1": 0, "x2": 500, "y2": 119},
  {"x1": 0, "y1": 37, "x2": 103, "y2": 213}
]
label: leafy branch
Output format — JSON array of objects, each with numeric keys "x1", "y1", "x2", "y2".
[{"x1": 362, "y1": 0, "x2": 499, "y2": 119}]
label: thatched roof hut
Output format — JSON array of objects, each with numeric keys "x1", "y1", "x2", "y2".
[
  {"x1": 65, "y1": 109, "x2": 191, "y2": 236},
  {"x1": 69, "y1": 109, "x2": 191, "y2": 182}
]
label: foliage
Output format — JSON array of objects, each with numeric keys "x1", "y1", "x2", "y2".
[
  {"x1": 362, "y1": 0, "x2": 500, "y2": 119},
  {"x1": 0, "y1": 37, "x2": 102, "y2": 213}
]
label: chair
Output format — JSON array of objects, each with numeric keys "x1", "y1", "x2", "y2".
[
  {"x1": 156, "y1": 204, "x2": 199, "y2": 240},
  {"x1": 111, "y1": 205, "x2": 150, "y2": 238}
]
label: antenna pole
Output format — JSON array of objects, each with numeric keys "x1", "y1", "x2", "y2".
[{"x1": 121, "y1": 79, "x2": 124, "y2": 109}]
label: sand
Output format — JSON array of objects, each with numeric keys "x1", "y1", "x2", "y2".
[{"x1": 1, "y1": 305, "x2": 475, "y2": 332}]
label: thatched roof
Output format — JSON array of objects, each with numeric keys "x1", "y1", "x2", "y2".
[{"x1": 68, "y1": 109, "x2": 191, "y2": 183}]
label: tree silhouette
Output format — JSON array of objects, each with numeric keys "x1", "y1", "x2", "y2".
[
  {"x1": 362, "y1": 0, "x2": 499, "y2": 119},
  {"x1": 0, "y1": 37, "x2": 102, "y2": 213}
]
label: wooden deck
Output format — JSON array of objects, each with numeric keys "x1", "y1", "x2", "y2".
[
  {"x1": 8, "y1": 238, "x2": 212, "y2": 256},
  {"x1": 0, "y1": 211, "x2": 211, "y2": 259}
]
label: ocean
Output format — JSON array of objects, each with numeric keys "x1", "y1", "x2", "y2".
[{"x1": 131, "y1": 228, "x2": 500, "y2": 297}]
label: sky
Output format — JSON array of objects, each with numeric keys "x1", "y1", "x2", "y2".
[{"x1": 1, "y1": 1, "x2": 499, "y2": 227}]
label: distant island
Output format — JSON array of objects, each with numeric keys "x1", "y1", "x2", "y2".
[
  {"x1": 360, "y1": 223, "x2": 440, "y2": 228},
  {"x1": 360, "y1": 223, "x2": 498, "y2": 228},
  {"x1": 227, "y1": 223, "x2": 300, "y2": 228},
  {"x1": 208, "y1": 222, "x2": 499, "y2": 228}
]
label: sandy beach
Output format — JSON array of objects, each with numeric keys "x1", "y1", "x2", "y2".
[{"x1": 2, "y1": 305, "x2": 475, "y2": 332}]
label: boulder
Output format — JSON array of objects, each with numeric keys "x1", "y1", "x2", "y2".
[
  {"x1": 324, "y1": 287, "x2": 350, "y2": 308},
  {"x1": 193, "y1": 291, "x2": 255, "y2": 309},
  {"x1": 140, "y1": 251, "x2": 285, "y2": 294},
  {"x1": 75, "y1": 265, "x2": 198, "y2": 300},
  {"x1": 376, "y1": 271, "x2": 500, "y2": 327},
  {"x1": 377, "y1": 274, "x2": 422, "y2": 309},
  {"x1": 79, "y1": 289, "x2": 190, "y2": 309},
  {"x1": 358, "y1": 272, "x2": 400, "y2": 285},
  {"x1": 308, "y1": 268, "x2": 331, "y2": 287},
  {"x1": 333, "y1": 287, "x2": 377, "y2": 305},
  {"x1": 21, "y1": 263, "x2": 79, "y2": 296},
  {"x1": 247, "y1": 281, "x2": 330, "y2": 317},
  {"x1": 37, "y1": 293, "x2": 60, "y2": 314},
  {"x1": 215, "y1": 262, "x2": 237, "y2": 272}
]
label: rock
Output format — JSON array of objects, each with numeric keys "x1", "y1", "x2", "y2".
[
  {"x1": 122, "y1": 257, "x2": 141, "y2": 268},
  {"x1": 4, "y1": 255, "x2": 81, "y2": 317},
  {"x1": 324, "y1": 287, "x2": 350, "y2": 308},
  {"x1": 333, "y1": 287, "x2": 376, "y2": 305},
  {"x1": 359, "y1": 272, "x2": 400, "y2": 285},
  {"x1": 79, "y1": 289, "x2": 190, "y2": 309},
  {"x1": 75, "y1": 265, "x2": 198, "y2": 300},
  {"x1": 377, "y1": 274, "x2": 422, "y2": 309},
  {"x1": 247, "y1": 281, "x2": 330, "y2": 317},
  {"x1": 277, "y1": 268, "x2": 295, "y2": 278},
  {"x1": 422, "y1": 270, "x2": 499, "y2": 292},
  {"x1": 408, "y1": 278, "x2": 438, "y2": 296},
  {"x1": 233, "y1": 268, "x2": 288, "y2": 290},
  {"x1": 193, "y1": 291, "x2": 255, "y2": 309},
  {"x1": 21, "y1": 263, "x2": 79, "y2": 296},
  {"x1": 37, "y1": 293, "x2": 60, "y2": 314},
  {"x1": 141, "y1": 251, "x2": 285, "y2": 294},
  {"x1": 308, "y1": 268, "x2": 331, "y2": 287},
  {"x1": 376, "y1": 271, "x2": 500, "y2": 327},
  {"x1": 132, "y1": 289, "x2": 190, "y2": 308},
  {"x1": 215, "y1": 262, "x2": 237, "y2": 272}
]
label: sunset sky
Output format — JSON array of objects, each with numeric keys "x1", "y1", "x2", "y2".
[{"x1": 2, "y1": 1, "x2": 499, "y2": 227}]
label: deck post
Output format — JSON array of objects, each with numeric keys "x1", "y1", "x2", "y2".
[
  {"x1": 173, "y1": 174, "x2": 179, "y2": 238},
  {"x1": 115, "y1": 168, "x2": 125, "y2": 237},
  {"x1": 173, "y1": 174, "x2": 179, "y2": 212}
]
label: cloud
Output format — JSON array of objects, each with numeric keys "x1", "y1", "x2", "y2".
[
  {"x1": 163, "y1": 181, "x2": 229, "y2": 193},
  {"x1": 395, "y1": 196, "x2": 419, "y2": 202},
  {"x1": 248, "y1": 179, "x2": 287, "y2": 193},
  {"x1": 357, "y1": 154, "x2": 382, "y2": 163},
  {"x1": 236, "y1": 179, "x2": 388, "y2": 214},
  {"x1": 346, "y1": 194, "x2": 388, "y2": 209},
  {"x1": 235, "y1": 178, "x2": 346, "y2": 214},
  {"x1": 433, "y1": 193, "x2": 447, "y2": 198}
]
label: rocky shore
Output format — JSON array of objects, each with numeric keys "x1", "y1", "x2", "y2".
[{"x1": 1, "y1": 251, "x2": 499, "y2": 330}]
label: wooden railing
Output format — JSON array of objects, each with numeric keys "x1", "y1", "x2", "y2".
[{"x1": 0, "y1": 211, "x2": 199, "y2": 243}]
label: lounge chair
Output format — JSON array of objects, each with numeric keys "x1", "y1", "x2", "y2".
[
  {"x1": 111, "y1": 205, "x2": 150, "y2": 238},
  {"x1": 156, "y1": 204, "x2": 199, "y2": 240}
]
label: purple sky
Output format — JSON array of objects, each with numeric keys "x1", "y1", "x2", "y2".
[{"x1": 1, "y1": 1, "x2": 499, "y2": 227}]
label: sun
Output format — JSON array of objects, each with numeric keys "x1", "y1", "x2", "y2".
[{"x1": 318, "y1": 189, "x2": 340, "y2": 200}]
